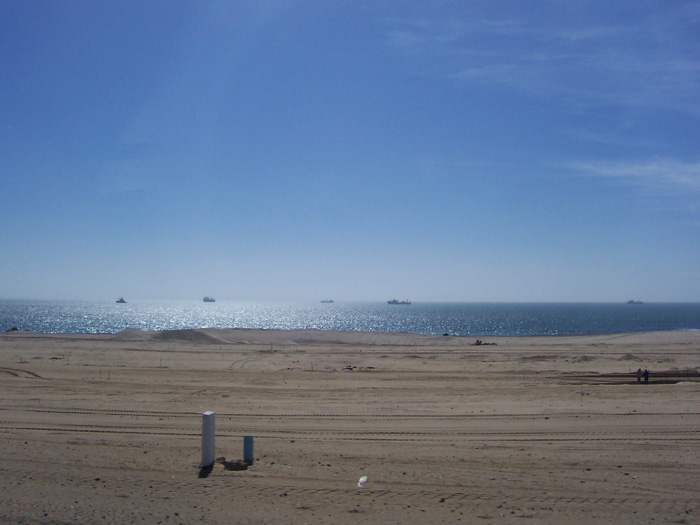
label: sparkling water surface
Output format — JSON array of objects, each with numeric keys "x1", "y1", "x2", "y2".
[{"x1": 1, "y1": 300, "x2": 699, "y2": 336}]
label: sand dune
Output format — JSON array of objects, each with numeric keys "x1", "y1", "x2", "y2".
[{"x1": 1, "y1": 329, "x2": 699, "y2": 523}]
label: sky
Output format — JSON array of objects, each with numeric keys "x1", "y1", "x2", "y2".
[{"x1": 1, "y1": 1, "x2": 699, "y2": 302}]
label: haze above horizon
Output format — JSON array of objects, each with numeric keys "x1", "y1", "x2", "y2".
[{"x1": 2, "y1": 1, "x2": 699, "y2": 302}]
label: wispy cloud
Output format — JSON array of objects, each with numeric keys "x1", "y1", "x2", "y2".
[
  {"x1": 564, "y1": 158, "x2": 700, "y2": 194},
  {"x1": 384, "y1": 7, "x2": 700, "y2": 115}
]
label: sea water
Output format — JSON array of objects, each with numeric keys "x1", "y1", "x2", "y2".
[{"x1": 1, "y1": 300, "x2": 699, "y2": 336}]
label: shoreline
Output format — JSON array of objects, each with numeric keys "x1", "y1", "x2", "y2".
[{"x1": 3, "y1": 325, "x2": 699, "y2": 338}]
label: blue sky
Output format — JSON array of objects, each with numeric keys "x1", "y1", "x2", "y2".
[{"x1": 1, "y1": 1, "x2": 699, "y2": 302}]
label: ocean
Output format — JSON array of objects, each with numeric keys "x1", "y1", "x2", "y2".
[{"x1": 1, "y1": 300, "x2": 699, "y2": 336}]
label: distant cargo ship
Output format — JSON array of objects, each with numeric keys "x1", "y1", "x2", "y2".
[
  {"x1": 203, "y1": 297, "x2": 216, "y2": 303},
  {"x1": 387, "y1": 299, "x2": 411, "y2": 305},
  {"x1": 321, "y1": 299, "x2": 334, "y2": 303},
  {"x1": 116, "y1": 297, "x2": 126, "y2": 304},
  {"x1": 626, "y1": 300, "x2": 643, "y2": 305}
]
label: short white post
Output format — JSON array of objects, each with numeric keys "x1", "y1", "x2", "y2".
[{"x1": 201, "y1": 411, "x2": 215, "y2": 468}]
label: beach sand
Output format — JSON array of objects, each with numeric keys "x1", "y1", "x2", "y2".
[{"x1": 1, "y1": 329, "x2": 699, "y2": 524}]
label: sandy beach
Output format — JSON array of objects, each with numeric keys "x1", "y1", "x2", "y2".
[{"x1": 1, "y1": 328, "x2": 699, "y2": 524}]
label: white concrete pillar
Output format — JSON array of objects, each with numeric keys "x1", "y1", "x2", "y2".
[{"x1": 201, "y1": 411, "x2": 215, "y2": 468}]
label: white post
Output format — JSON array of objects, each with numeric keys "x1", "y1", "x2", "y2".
[{"x1": 201, "y1": 411, "x2": 215, "y2": 468}]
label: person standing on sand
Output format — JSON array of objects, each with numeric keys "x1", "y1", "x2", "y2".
[
  {"x1": 643, "y1": 369, "x2": 649, "y2": 384},
  {"x1": 637, "y1": 368, "x2": 642, "y2": 383}
]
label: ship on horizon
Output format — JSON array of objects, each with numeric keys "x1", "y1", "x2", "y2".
[
  {"x1": 116, "y1": 297, "x2": 126, "y2": 304},
  {"x1": 387, "y1": 299, "x2": 411, "y2": 305},
  {"x1": 203, "y1": 296, "x2": 216, "y2": 303},
  {"x1": 626, "y1": 299, "x2": 643, "y2": 305}
]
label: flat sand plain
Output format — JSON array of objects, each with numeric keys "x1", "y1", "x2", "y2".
[{"x1": 1, "y1": 329, "x2": 699, "y2": 524}]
